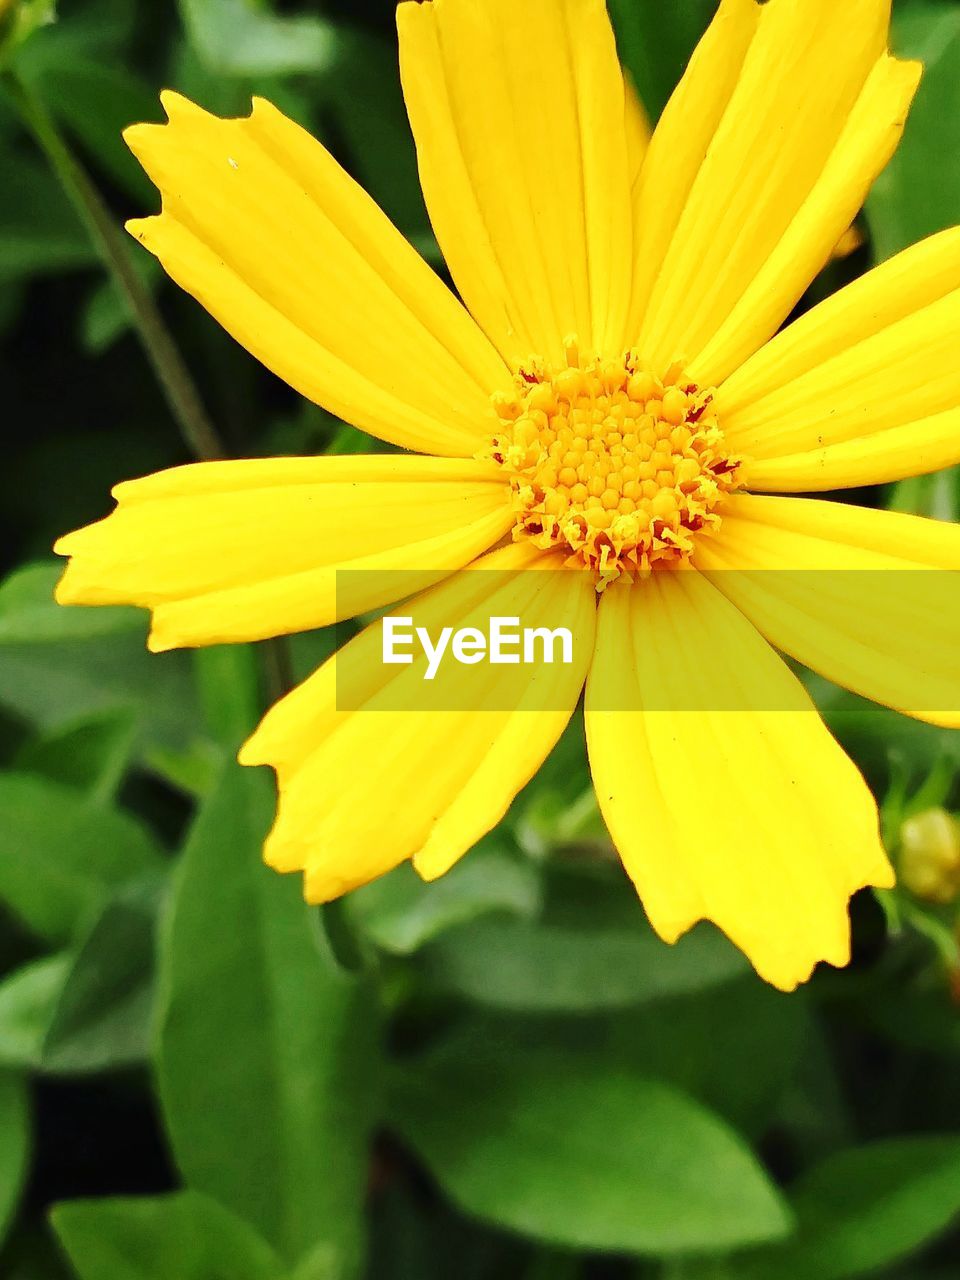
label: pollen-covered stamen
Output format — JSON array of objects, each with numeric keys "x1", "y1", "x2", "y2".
[{"x1": 486, "y1": 341, "x2": 743, "y2": 581}]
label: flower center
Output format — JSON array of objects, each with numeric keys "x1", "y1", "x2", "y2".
[{"x1": 487, "y1": 341, "x2": 743, "y2": 581}]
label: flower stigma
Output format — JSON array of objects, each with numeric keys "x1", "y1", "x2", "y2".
[{"x1": 486, "y1": 339, "x2": 744, "y2": 585}]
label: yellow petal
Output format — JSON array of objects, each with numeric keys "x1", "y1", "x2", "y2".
[
  {"x1": 692, "y1": 54, "x2": 920, "y2": 386},
  {"x1": 55, "y1": 456, "x2": 514, "y2": 649},
  {"x1": 397, "y1": 0, "x2": 633, "y2": 366},
  {"x1": 585, "y1": 570, "x2": 890, "y2": 991},
  {"x1": 697, "y1": 495, "x2": 960, "y2": 727},
  {"x1": 240, "y1": 543, "x2": 596, "y2": 899},
  {"x1": 717, "y1": 228, "x2": 960, "y2": 490},
  {"x1": 633, "y1": 0, "x2": 917, "y2": 383},
  {"x1": 125, "y1": 93, "x2": 508, "y2": 457},
  {"x1": 628, "y1": 0, "x2": 760, "y2": 341}
]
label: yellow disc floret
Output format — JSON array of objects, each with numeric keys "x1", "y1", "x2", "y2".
[{"x1": 487, "y1": 340, "x2": 743, "y2": 582}]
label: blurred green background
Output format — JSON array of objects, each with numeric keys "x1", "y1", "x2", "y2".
[{"x1": 2, "y1": 0, "x2": 960, "y2": 1277}]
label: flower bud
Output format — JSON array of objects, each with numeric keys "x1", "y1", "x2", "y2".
[{"x1": 899, "y1": 808, "x2": 960, "y2": 905}]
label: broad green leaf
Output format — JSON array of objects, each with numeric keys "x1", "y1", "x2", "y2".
[
  {"x1": 735, "y1": 1137, "x2": 960, "y2": 1280},
  {"x1": 42, "y1": 879, "x2": 160, "y2": 1073},
  {"x1": 193, "y1": 645, "x2": 262, "y2": 748},
  {"x1": 417, "y1": 914, "x2": 745, "y2": 1013},
  {"x1": 14, "y1": 709, "x2": 138, "y2": 799},
  {"x1": 0, "y1": 562, "x2": 141, "y2": 644},
  {"x1": 51, "y1": 1190, "x2": 281, "y2": 1280},
  {"x1": 155, "y1": 764, "x2": 378, "y2": 1268},
  {"x1": 608, "y1": 977, "x2": 807, "y2": 1134},
  {"x1": 178, "y1": 0, "x2": 338, "y2": 77},
  {"x1": 0, "y1": 562, "x2": 199, "y2": 757},
  {"x1": 608, "y1": 0, "x2": 714, "y2": 120},
  {"x1": 0, "y1": 1073, "x2": 30, "y2": 1247},
  {"x1": 346, "y1": 846, "x2": 541, "y2": 956},
  {"x1": 388, "y1": 1043, "x2": 791, "y2": 1256},
  {"x1": 0, "y1": 772, "x2": 162, "y2": 945},
  {"x1": 867, "y1": 5, "x2": 960, "y2": 259},
  {"x1": 0, "y1": 883, "x2": 159, "y2": 1074},
  {"x1": 0, "y1": 954, "x2": 71, "y2": 1069}
]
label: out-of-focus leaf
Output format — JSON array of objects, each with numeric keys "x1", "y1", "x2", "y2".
[
  {"x1": 608, "y1": 977, "x2": 807, "y2": 1134},
  {"x1": 0, "y1": 563, "x2": 200, "y2": 757},
  {"x1": 0, "y1": 953, "x2": 70, "y2": 1069},
  {"x1": 51, "y1": 1190, "x2": 281, "y2": 1280},
  {"x1": 346, "y1": 846, "x2": 541, "y2": 956},
  {"x1": 0, "y1": 881, "x2": 159, "y2": 1074},
  {"x1": 867, "y1": 5, "x2": 960, "y2": 259},
  {"x1": 810, "y1": 678, "x2": 960, "y2": 793},
  {"x1": 417, "y1": 914, "x2": 746, "y2": 1013},
  {"x1": 16, "y1": 36, "x2": 158, "y2": 199},
  {"x1": 319, "y1": 30, "x2": 429, "y2": 239},
  {"x1": 81, "y1": 253, "x2": 161, "y2": 354},
  {"x1": 178, "y1": 0, "x2": 339, "y2": 77},
  {"x1": 608, "y1": 0, "x2": 714, "y2": 120},
  {"x1": 889, "y1": 467, "x2": 960, "y2": 523},
  {"x1": 193, "y1": 646, "x2": 261, "y2": 749},
  {"x1": 388, "y1": 1042, "x2": 791, "y2": 1256},
  {"x1": 0, "y1": 1073, "x2": 30, "y2": 1247},
  {"x1": 0, "y1": 562, "x2": 141, "y2": 644},
  {"x1": 0, "y1": 154, "x2": 94, "y2": 282},
  {"x1": 0, "y1": 0, "x2": 55, "y2": 64},
  {"x1": 735, "y1": 1137, "x2": 960, "y2": 1280},
  {"x1": 42, "y1": 878, "x2": 160, "y2": 1073},
  {"x1": 14, "y1": 708, "x2": 138, "y2": 799},
  {"x1": 0, "y1": 772, "x2": 162, "y2": 945},
  {"x1": 155, "y1": 764, "x2": 378, "y2": 1268}
]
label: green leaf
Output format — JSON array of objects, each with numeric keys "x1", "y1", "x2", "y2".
[
  {"x1": 388, "y1": 1042, "x2": 791, "y2": 1256},
  {"x1": 346, "y1": 845, "x2": 541, "y2": 957},
  {"x1": 417, "y1": 914, "x2": 746, "y2": 1013},
  {"x1": 0, "y1": 953, "x2": 71, "y2": 1069},
  {"x1": 0, "y1": 562, "x2": 200, "y2": 759},
  {"x1": 51, "y1": 1190, "x2": 282, "y2": 1280},
  {"x1": 177, "y1": 0, "x2": 338, "y2": 77},
  {"x1": 155, "y1": 764, "x2": 378, "y2": 1268},
  {"x1": 0, "y1": 0, "x2": 56, "y2": 65},
  {"x1": 318, "y1": 30, "x2": 429, "y2": 240},
  {"x1": 18, "y1": 52, "x2": 158, "y2": 201},
  {"x1": 0, "y1": 881, "x2": 160, "y2": 1074},
  {"x1": 42, "y1": 879, "x2": 160, "y2": 1073},
  {"x1": 14, "y1": 709, "x2": 138, "y2": 800},
  {"x1": 735, "y1": 1137, "x2": 960, "y2": 1280},
  {"x1": 0, "y1": 1073, "x2": 30, "y2": 1248},
  {"x1": 0, "y1": 772, "x2": 162, "y2": 946},
  {"x1": 81, "y1": 253, "x2": 161, "y2": 354},
  {"x1": 608, "y1": 0, "x2": 714, "y2": 119},
  {"x1": 0, "y1": 562, "x2": 141, "y2": 644},
  {"x1": 867, "y1": 5, "x2": 960, "y2": 259},
  {"x1": 608, "y1": 977, "x2": 807, "y2": 1135}
]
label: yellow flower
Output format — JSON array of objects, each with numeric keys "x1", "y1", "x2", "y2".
[{"x1": 54, "y1": 0, "x2": 960, "y2": 991}]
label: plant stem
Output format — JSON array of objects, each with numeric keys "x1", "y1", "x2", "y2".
[{"x1": 5, "y1": 70, "x2": 224, "y2": 462}]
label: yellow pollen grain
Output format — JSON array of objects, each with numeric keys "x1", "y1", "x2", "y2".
[{"x1": 485, "y1": 344, "x2": 744, "y2": 581}]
